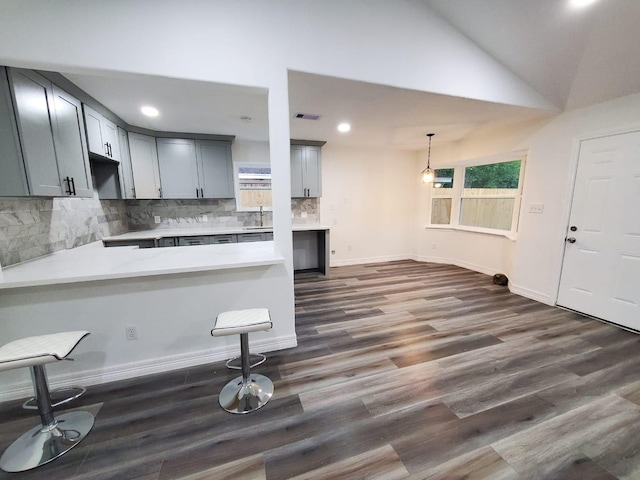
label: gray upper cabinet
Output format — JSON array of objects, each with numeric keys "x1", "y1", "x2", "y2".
[
  {"x1": 197, "y1": 140, "x2": 234, "y2": 198},
  {"x1": 157, "y1": 138, "x2": 199, "y2": 198},
  {"x1": 0, "y1": 67, "x2": 28, "y2": 196},
  {"x1": 117, "y1": 127, "x2": 135, "y2": 199},
  {"x1": 8, "y1": 68, "x2": 62, "y2": 196},
  {"x1": 291, "y1": 144, "x2": 322, "y2": 197},
  {"x1": 157, "y1": 138, "x2": 233, "y2": 199},
  {"x1": 50, "y1": 85, "x2": 92, "y2": 197},
  {"x1": 7, "y1": 68, "x2": 92, "y2": 197},
  {"x1": 128, "y1": 132, "x2": 161, "y2": 199},
  {"x1": 83, "y1": 104, "x2": 119, "y2": 161}
]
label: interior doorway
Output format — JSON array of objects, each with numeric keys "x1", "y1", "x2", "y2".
[{"x1": 557, "y1": 130, "x2": 640, "y2": 331}]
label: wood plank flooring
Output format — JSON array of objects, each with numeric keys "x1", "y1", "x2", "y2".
[{"x1": 2, "y1": 260, "x2": 640, "y2": 479}]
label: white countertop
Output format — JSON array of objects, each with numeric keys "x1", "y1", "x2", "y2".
[
  {"x1": 0, "y1": 241, "x2": 285, "y2": 290},
  {"x1": 103, "y1": 224, "x2": 330, "y2": 241}
]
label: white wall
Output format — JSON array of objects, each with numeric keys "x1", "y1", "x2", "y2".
[
  {"x1": 0, "y1": 265, "x2": 296, "y2": 401},
  {"x1": 415, "y1": 93, "x2": 640, "y2": 304},
  {"x1": 320, "y1": 145, "x2": 418, "y2": 266}
]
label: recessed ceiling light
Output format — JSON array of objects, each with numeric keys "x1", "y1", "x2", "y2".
[
  {"x1": 141, "y1": 106, "x2": 159, "y2": 117},
  {"x1": 337, "y1": 123, "x2": 351, "y2": 133},
  {"x1": 569, "y1": 0, "x2": 598, "y2": 8}
]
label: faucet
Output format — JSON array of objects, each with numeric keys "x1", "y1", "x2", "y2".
[{"x1": 259, "y1": 205, "x2": 264, "y2": 227}]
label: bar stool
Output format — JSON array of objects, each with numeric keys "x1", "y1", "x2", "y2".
[
  {"x1": 0, "y1": 331, "x2": 94, "y2": 473},
  {"x1": 211, "y1": 308, "x2": 274, "y2": 414}
]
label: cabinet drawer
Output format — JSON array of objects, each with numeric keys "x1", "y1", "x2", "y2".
[
  {"x1": 178, "y1": 236, "x2": 209, "y2": 246},
  {"x1": 209, "y1": 234, "x2": 237, "y2": 244},
  {"x1": 158, "y1": 237, "x2": 177, "y2": 247},
  {"x1": 237, "y1": 232, "x2": 266, "y2": 243}
]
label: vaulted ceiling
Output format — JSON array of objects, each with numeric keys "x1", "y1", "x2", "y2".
[{"x1": 43, "y1": 0, "x2": 640, "y2": 150}]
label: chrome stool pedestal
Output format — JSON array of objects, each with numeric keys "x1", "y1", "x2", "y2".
[
  {"x1": 0, "y1": 331, "x2": 94, "y2": 473},
  {"x1": 211, "y1": 309, "x2": 274, "y2": 414}
]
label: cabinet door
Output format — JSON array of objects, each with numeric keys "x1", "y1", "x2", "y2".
[
  {"x1": 51, "y1": 86, "x2": 92, "y2": 197},
  {"x1": 83, "y1": 104, "x2": 106, "y2": 156},
  {"x1": 0, "y1": 67, "x2": 28, "y2": 196},
  {"x1": 157, "y1": 138, "x2": 199, "y2": 198},
  {"x1": 101, "y1": 117, "x2": 119, "y2": 161},
  {"x1": 118, "y1": 127, "x2": 135, "y2": 198},
  {"x1": 128, "y1": 132, "x2": 161, "y2": 198},
  {"x1": 304, "y1": 146, "x2": 322, "y2": 197},
  {"x1": 196, "y1": 140, "x2": 233, "y2": 198},
  {"x1": 8, "y1": 68, "x2": 63, "y2": 196},
  {"x1": 290, "y1": 145, "x2": 305, "y2": 197}
]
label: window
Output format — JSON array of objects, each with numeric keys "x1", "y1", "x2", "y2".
[
  {"x1": 460, "y1": 160, "x2": 521, "y2": 230},
  {"x1": 234, "y1": 163, "x2": 272, "y2": 211},
  {"x1": 431, "y1": 168, "x2": 454, "y2": 225},
  {"x1": 427, "y1": 154, "x2": 525, "y2": 235}
]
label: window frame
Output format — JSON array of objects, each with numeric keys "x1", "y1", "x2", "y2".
[{"x1": 426, "y1": 151, "x2": 526, "y2": 239}]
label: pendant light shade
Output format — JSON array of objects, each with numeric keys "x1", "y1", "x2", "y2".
[{"x1": 421, "y1": 133, "x2": 436, "y2": 183}]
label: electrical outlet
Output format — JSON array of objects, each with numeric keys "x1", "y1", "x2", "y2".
[
  {"x1": 201, "y1": 214, "x2": 208, "y2": 222},
  {"x1": 154, "y1": 215, "x2": 161, "y2": 224},
  {"x1": 331, "y1": 250, "x2": 336, "y2": 254},
  {"x1": 301, "y1": 212, "x2": 308, "y2": 218},
  {"x1": 125, "y1": 326, "x2": 138, "y2": 340}
]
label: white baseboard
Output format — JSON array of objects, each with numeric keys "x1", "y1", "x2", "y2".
[
  {"x1": 331, "y1": 254, "x2": 412, "y2": 267},
  {"x1": 413, "y1": 255, "x2": 498, "y2": 277},
  {"x1": 508, "y1": 284, "x2": 553, "y2": 305},
  {"x1": 0, "y1": 335, "x2": 297, "y2": 403}
]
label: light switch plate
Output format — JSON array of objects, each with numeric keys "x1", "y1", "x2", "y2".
[
  {"x1": 301, "y1": 212, "x2": 308, "y2": 218},
  {"x1": 529, "y1": 203, "x2": 544, "y2": 214}
]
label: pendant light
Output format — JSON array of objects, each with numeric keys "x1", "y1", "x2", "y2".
[{"x1": 421, "y1": 133, "x2": 436, "y2": 183}]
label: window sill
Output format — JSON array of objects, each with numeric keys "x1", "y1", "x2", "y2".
[{"x1": 424, "y1": 225, "x2": 517, "y2": 241}]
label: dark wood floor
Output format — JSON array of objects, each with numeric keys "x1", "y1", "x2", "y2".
[{"x1": 2, "y1": 260, "x2": 640, "y2": 479}]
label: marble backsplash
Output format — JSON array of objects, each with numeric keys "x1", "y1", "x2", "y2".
[
  {"x1": 126, "y1": 198, "x2": 319, "y2": 230},
  {"x1": 0, "y1": 196, "x2": 128, "y2": 267},
  {"x1": 0, "y1": 196, "x2": 319, "y2": 267}
]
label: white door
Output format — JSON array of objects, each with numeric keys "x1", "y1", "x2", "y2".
[{"x1": 557, "y1": 131, "x2": 640, "y2": 331}]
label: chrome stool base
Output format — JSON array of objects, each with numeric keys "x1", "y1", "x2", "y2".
[
  {"x1": 0, "y1": 410, "x2": 94, "y2": 472},
  {"x1": 219, "y1": 374, "x2": 274, "y2": 414}
]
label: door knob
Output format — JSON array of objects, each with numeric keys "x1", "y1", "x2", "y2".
[{"x1": 566, "y1": 237, "x2": 576, "y2": 244}]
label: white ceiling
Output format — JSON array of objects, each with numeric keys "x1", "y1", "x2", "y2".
[
  {"x1": 61, "y1": 0, "x2": 640, "y2": 151},
  {"x1": 424, "y1": 0, "x2": 640, "y2": 110}
]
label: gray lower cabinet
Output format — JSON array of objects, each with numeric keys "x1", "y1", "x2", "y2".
[
  {"x1": 157, "y1": 138, "x2": 233, "y2": 199},
  {"x1": 178, "y1": 236, "x2": 209, "y2": 246},
  {"x1": 209, "y1": 234, "x2": 237, "y2": 244},
  {"x1": 291, "y1": 144, "x2": 321, "y2": 198},
  {"x1": 6, "y1": 68, "x2": 92, "y2": 197},
  {"x1": 237, "y1": 232, "x2": 268, "y2": 242}
]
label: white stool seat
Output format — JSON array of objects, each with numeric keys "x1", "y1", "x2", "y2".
[
  {"x1": 0, "y1": 331, "x2": 90, "y2": 372},
  {"x1": 211, "y1": 309, "x2": 272, "y2": 337}
]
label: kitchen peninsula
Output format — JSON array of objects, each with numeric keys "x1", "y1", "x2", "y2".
[
  {"x1": 102, "y1": 225, "x2": 331, "y2": 276},
  {"x1": 0, "y1": 236, "x2": 295, "y2": 402}
]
